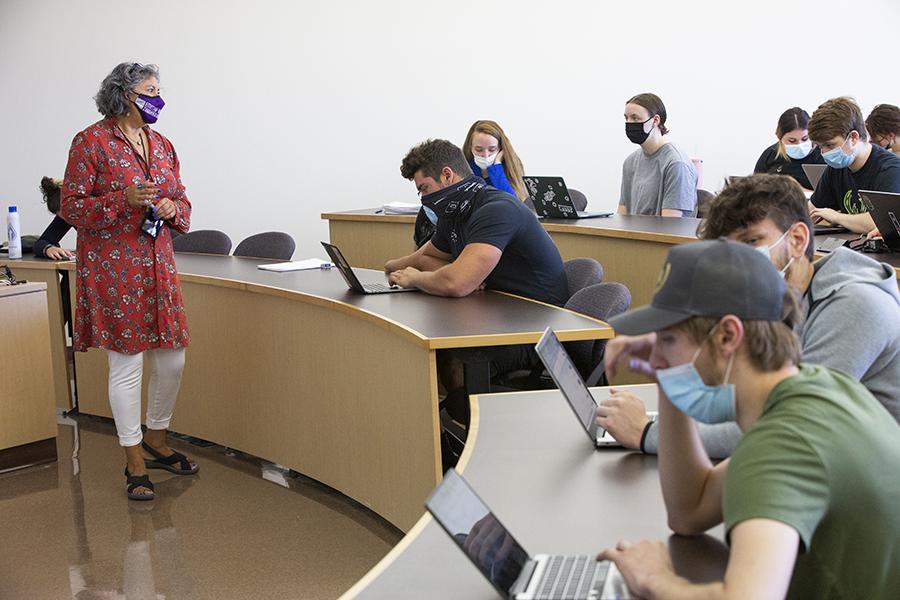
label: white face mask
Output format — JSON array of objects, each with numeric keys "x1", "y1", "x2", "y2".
[
  {"x1": 784, "y1": 140, "x2": 813, "y2": 160},
  {"x1": 754, "y1": 229, "x2": 793, "y2": 277},
  {"x1": 473, "y1": 153, "x2": 497, "y2": 169}
]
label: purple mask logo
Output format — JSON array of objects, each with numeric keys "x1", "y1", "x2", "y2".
[{"x1": 133, "y1": 94, "x2": 165, "y2": 124}]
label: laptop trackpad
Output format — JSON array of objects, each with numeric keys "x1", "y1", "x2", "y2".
[{"x1": 600, "y1": 562, "x2": 631, "y2": 599}]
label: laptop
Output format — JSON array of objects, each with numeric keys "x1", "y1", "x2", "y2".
[
  {"x1": 802, "y1": 164, "x2": 827, "y2": 190},
  {"x1": 860, "y1": 190, "x2": 900, "y2": 250},
  {"x1": 320, "y1": 242, "x2": 417, "y2": 294},
  {"x1": 535, "y1": 328, "x2": 656, "y2": 448},
  {"x1": 426, "y1": 469, "x2": 626, "y2": 600},
  {"x1": 523, "y1": 176, "x2": 612, "y2": 219}
]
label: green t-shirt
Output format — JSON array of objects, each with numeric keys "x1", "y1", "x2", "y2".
[{"x1": 724, "y1": 364, "x2": 900, "y2": 600}]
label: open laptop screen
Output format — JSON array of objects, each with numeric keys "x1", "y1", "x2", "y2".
[
  {"x1": 425, "y1": 470, "x2": 530, "y2": 597},
  {"x1": 535, "y1": 328, "x2": 602, "y2": 442}
]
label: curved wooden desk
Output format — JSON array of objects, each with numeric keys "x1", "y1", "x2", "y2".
[
  {"x1": 343, "y1": 385, "x2": 728, "y2": 598},
  {"x1": 322, "y1": 211, "x2": 701, "y2": 308},
  {"x1": 0, "y1": 256, "x2": 74, "y2": 410},
  {"x1": 322, "y1": 210, "x2": 900, "y2": 310},
  {"x1": 66, "y1": 254, "x2": 612, "y2": 531}
]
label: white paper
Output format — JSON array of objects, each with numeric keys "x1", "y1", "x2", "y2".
[
  {"x1": 382, "y1": 201, "x2": 420, "y2": 215},
  {"x1": 257, "y1": 258, "x2": 332, "y2": 272}
]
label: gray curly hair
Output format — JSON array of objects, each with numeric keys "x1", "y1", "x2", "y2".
[{"x1": 94, "y1": 62, "x2": 160, "y2": 118}]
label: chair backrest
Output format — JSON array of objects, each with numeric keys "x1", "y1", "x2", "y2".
[
  {"x1": 567, "y1": 187, "x2": 588, "y2": 212},
  {"x1": 172, "y1": 229, "x2": 233, "y2": 255},
  {"x1": 563, "y1": 258, "x2": 604, "y2": 299},
  {"x1": 696, "y1": 189, "x2": 716, "y2": 219},
  {"x1": 563, "y1": 282, "x2": 632, "y2": 383},
  {"x1": 233, "y1": 231, "x2": 296, "y2": 261}
]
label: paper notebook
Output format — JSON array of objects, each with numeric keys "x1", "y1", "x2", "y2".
[{"x1": 257, "y1": 259, "x2": 332, "y2": 272}]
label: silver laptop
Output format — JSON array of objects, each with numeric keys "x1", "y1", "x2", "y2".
[
  {"x1": 426, "y1": 469, "x2": 627, "y2": 600},
  {"x1": 321, "y1": 242, "x2": 417, "y2": 294},
  {"x1": 802, "y1": 164, "x2": 827, "y2": 190},
  {"x1": 523, "y1": 176, "x2": 612, "y2": 219},
  {"x1": 535, "y1": 328, "x2": 656, "y2": 448}
]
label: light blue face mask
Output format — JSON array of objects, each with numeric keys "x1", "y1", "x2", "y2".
[
  {"x1": 423, "y1": 206, "x2": 438, "y2": 225},
  {"x1": 754, "y1": 229, "x2": 793, "y2": 278},
  {"x1": 656, "y1": 331, "x2": 736, "y2": 424},
  {"x1": 821, "y1": 135, "x2": 854, "y2": 169},
  {"x1": 784, "y1": 140, "x2": 812, "y2": 160}
]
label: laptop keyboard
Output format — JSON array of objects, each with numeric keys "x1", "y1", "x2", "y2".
[
  {"x1": 363, "y1": 282, "x2": 397, "y2": 293},
  {"x1": 536, "y1": 555, "x2": 608, "y2": 600}
]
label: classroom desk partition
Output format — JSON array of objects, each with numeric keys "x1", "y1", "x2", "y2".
[
  {"x1": 342, "y1": 384, "x2": 728, "y2": 598},
  {"x1": 322, "y1": 210, "x2": 701, "y2": 308},
  {"x1": 0, "y1": 255, "x2": 74, "y2": 410},
  {"x1": 61, "y1": 253, "x2": 612, "y2": 531},
  {"x1": 322, "y1": 209, "x2": 900, "y2": 309},
  {"x1": 0, "y1": 282, "x2": 58, "y2": 471}
]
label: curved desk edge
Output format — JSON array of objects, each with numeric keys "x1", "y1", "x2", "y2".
[
  {"x1": 540, "y1": 222, "x2": 698, "y2": 244},
  {"x1": 338, "y1": 395, "x2": 482, "y2": 599}
]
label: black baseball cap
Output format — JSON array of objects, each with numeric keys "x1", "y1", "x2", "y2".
[{"x1": 608, "y1": 239, "x2": 787, "y2": 335}]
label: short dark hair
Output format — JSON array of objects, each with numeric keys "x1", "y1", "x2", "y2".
[
  {"x1": 40, "y1": 176, "x2": 61, "y2": 214},
  {"x1": 400, "y1": 139, "x2": 472, "y2": 181},
  {"x1": 627, "y1": 93, "x2": 669, "y2": 135},
  {"x1": 808, "y1": 96, "x2": 868, "y2": 144},
  {"x1": 865, "y1": 104, "x2": 900, "y2": 139},
  {"x1": 698, "y1": 174, "x2": 815, "y2": 259}
]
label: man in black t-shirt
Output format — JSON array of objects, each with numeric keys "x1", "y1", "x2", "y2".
[
  {"x1": 385, "y1": 139, "x2": 567, "y2": 305},
  {"x1": 808, "y1": 97, "x2": 900, "y2": 234},
  {"x1": 385, "y1": 139, "x2": 568, "y2": 458}
]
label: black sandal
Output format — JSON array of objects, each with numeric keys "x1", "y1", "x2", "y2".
[
  {"x1": 125, "y1": 467, "x2": 155, "y2": 501},
  {"x1": 142, "y1": 441, "x2": 199, "y2": 475}
]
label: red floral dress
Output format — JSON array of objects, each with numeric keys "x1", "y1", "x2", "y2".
[{"x1": 61, "y1": 118, "x2": 191, "y2": 355}]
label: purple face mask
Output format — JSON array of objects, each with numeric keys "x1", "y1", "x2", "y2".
[{"x1": 133, "y1": 94, "x2": 165, "y2": 124}]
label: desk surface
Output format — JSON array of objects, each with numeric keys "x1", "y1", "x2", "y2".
[
  {"x1": 346, "y1": 384, "x2": 728, "y2": 598},
  {"x1": 163, "y1": 253, "x2": 611, "y2": 349}
]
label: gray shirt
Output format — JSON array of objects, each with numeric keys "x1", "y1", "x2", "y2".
[
  {"x1": 619, "y1": 142, "x2": 697, "y2": 216},
  {"x1": 643, "y1": 247, "x2": 900, "y2": 458}
]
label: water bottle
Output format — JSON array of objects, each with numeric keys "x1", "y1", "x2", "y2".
[{"x1": 7, "y1": 206, "x2": 21, "y2": 259}]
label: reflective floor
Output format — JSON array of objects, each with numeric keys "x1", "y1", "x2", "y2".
[{"x1": 0, "y1": 415, "x2": 402, "y2": 599}]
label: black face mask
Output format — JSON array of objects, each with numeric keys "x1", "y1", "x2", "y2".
[{"x1": 625, "y1": 117, "x2": 654, "y2": 145}]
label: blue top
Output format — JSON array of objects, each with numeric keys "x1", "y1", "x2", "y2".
[{"x1": 469, "y1": 160, "x2": 517, "y2": 197}]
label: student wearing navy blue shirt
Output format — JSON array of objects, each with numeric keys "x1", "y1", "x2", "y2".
[
  {"x1": 386, "y1": 139, "x2": 567, "y2": 457},
  {"x1": 808, "y1": 97, "x2": 900, "y2": 234}
]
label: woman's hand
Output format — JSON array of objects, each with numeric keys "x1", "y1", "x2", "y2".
[
  {"x1": 45, "y1": 246, "x2": 75, "y2": 260},
  {"x1": 125, "y1": 181, "x2": 158, "y2": 209},
  {"x1": 154, "y1": 197, "x2": 177, "y2": 220},
  {"x1": 494, "y1": 150, "x2": 504, "y2": 164}
]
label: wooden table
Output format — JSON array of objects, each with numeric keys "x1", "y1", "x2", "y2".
[
  {"x1": 0, "y1": 282, "x2": 57, "y2": 472},
  {"x1": 0, "y1": 256, "x2": 74, "y2": 410},
  {"x1": 323, "y1": 210, "x2": 900, "y2": 310},
  {"x1": 63, "y1": 254, "x2": 612, "y2": 531},
  {"x1": 343, "y1": 384, "x2": 728, "y2": 598},
  {"x1": 322, "y1": 210, "x2": 701, "y2": 308}
]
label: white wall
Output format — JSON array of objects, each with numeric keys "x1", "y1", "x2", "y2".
[{"x1": 2, "y1": 0, "x2": 899, "y2": 258}]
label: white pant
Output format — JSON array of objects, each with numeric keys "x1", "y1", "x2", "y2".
[{"x1": 106, "y1": 348, "x2": 186, "y2": 447}]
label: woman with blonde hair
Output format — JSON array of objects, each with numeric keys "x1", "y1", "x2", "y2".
[
  {"x1": 413, "y1": 119, "x2": 529, "y2": 247},
  {"x1": 462, "y1": 119, "x2": 528, "y2": 200}
]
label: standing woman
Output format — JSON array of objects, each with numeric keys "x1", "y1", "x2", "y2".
[
  {"x1": 866, "y1": 104, "x2": 900, "y2": 155},
  {"x1": 413, "y1": 119, "x2": 528, "y2": 247},
  {"x1": 753, "y1": 107, "x2": 825, "y2": 190},
  {"x1": 619, "y1": 93, "x2": 697, "y2": 217},
  {"x1": 61, "y1": 62, "x2": 197, "y2": 501}
]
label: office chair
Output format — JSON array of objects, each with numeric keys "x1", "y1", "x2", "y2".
[
  {"x1": 233, "y1": 232, "x2": 296, "y2": 261},
  {"x1": 172, "y1": 229, "x2": 233, "y2": 255}
]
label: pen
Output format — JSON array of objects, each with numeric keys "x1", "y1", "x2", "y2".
[{"x1": 374, "y1": 209, "x2": 383, "y2": 214}]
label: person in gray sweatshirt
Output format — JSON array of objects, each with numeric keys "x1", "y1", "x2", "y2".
[{"x1": 597, "y1": 174, "x2": 900, "y2": 458}]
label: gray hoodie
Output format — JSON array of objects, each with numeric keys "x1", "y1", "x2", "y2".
[{"x1": 643, "y1": 247, "x2": 900, "y2": 458}]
